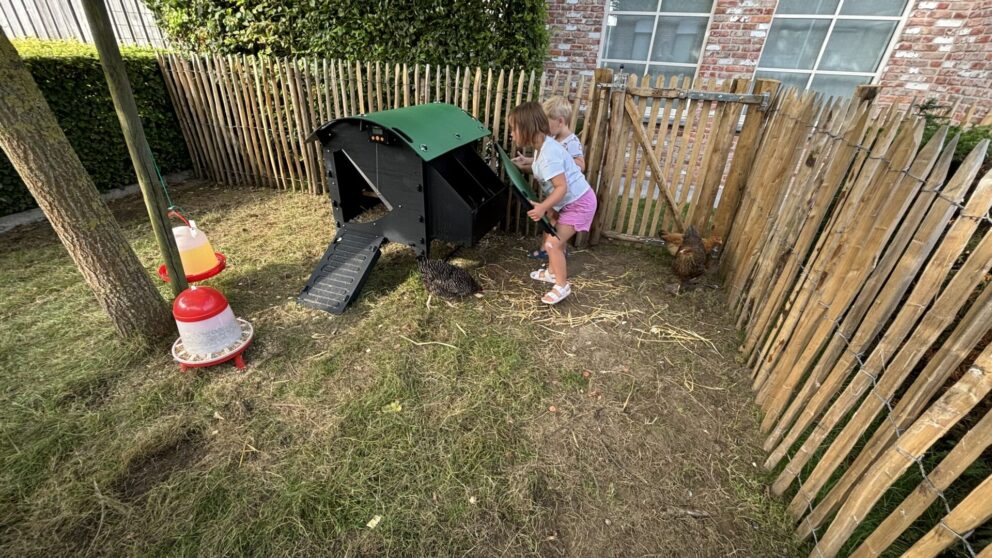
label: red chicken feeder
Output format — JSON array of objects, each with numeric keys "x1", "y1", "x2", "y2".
[{"x1": 171, "y1": 285, "x2": 253, "y2": 372}]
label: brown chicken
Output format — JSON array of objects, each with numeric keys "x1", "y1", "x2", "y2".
[
  {"x1": 659, "y1": 230, "x2": 724, "y2": 257},
  {"x1": 672, "y1": 226, "x2": 710, "y2": 287}
]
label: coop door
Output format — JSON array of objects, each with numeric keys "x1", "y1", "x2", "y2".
[{"x1": 333, "y1": 149, "x2": 393, "y2": 223}]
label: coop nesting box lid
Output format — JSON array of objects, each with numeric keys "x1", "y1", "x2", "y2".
[{"x1": 309, "y1": 103, "x2": 491, "y2": 162}]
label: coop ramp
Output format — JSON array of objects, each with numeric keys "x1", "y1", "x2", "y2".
[{"x1": 298, "y1": 227, "x2": 386, "y2": 314}]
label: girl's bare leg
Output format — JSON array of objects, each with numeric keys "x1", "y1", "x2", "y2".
[{"x1": 546, "y1": 223, "x2": 576, "y2": 287}]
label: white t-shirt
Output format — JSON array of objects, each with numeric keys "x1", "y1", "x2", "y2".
[
  {"x1": 532, "y1": 135, "x2": 590, "y2": 211},
  {"x1": 559, "y1": 133, "x2": 584, "y2": 160}
]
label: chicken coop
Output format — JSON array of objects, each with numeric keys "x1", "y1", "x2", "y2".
[{"x1": 298, "y1": 103, "x2": 510, "y2": 314}]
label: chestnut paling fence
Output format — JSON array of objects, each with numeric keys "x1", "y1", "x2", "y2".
[{"x1": 159, "y1": 52, "x2": 992, "y2": 557}]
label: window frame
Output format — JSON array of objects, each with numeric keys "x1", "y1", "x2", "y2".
[
  {"x1": 754, "y1": 0, "x2": 913, "y2": 95},
  {"x1": 596, "y1": 1, "x2": 717, "y2": 84}
]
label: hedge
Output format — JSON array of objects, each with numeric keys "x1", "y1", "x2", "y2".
[
  {"x1": 0, "y1": 39, "x2": 191, "y2": 217},
  {"x1": 145, "y1": 0, "x2": 549, "y2": 71}
]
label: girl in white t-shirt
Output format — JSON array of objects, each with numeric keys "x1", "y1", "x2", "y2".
[{"x1": 508, "y1": 102, "x2": 598, "y2": 305}]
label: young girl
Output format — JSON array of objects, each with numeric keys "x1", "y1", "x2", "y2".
[
  {"x1": 508, "y1": 102, "x2": 597, "y2": 305},
  {"x1": 514, "y1": 96, "x2": 586, "y2": 261}
]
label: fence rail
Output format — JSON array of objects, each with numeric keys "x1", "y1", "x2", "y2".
[
  {"x1": 723, "y1": 81, "x2": 992, "y2": 557},
  {"x1": 0, "y1": 0, "x2": 167, "y2": 46}
]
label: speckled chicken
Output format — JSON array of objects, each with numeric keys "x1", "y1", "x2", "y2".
[
  {"x1": 672, "y1": 226, "x2": 709, "y2": 287},
  {"x1": 417, "y1": 257, "x2": 482, "y2": 300}
]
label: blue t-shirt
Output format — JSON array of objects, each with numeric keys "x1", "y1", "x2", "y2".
[{"x1": 533, "y1": 135, "x2": 590, "y2": 212}]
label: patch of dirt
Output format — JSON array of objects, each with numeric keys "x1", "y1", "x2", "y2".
[
  {"x1": 114, "y1": 431, "x2": 207, "y2": 503},
  {"x1": 472, "y1": 235, "x2": 795, "y2": 557}
]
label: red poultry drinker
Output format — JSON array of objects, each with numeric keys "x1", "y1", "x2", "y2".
[{"x1": 171, "y1": 285, "x2": 253, "y2": 372}]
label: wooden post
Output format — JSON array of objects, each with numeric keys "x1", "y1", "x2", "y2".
[{"x1": 81, "y1": 0, "x2": 186, "y2": 294}]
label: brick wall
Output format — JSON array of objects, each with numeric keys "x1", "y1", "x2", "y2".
[
  {"x1": 544, "y1": 0, "x2": 991, "y2": 119},
  {"x1": 544, "y1": 0, "x2": 606, "y2": 76},
  {"x1": 876, "y1": 0, "x2": 992, "y2": 121},
  {"x1": 697, "y1": 0, "x2": 776, "y2": 80}
]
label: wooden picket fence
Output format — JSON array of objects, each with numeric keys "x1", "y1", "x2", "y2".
[
  {"x1": 723, "y1": 82, "x2": 992, "y2": 556},
  {"x1": 157, "y1": 53, "x2": 777, "y2": 240}
]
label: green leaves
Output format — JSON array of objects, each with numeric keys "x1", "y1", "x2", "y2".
[
  {"x1": 0, "y1": 40, "x2": 191, "y2": 217},
  {"x1": 144, "y1": 0, "x2": 549, "y2": 70}
]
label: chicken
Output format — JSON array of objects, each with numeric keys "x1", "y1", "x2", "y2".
[
  {"x1": 671, "y1": 226, "x2": 709, "y2": 288},
  {"x1": 417, "y1": 256, "x2": 481, "y2": 308},
  {"x1": 659, "y1": 230, "x2": 723, "y2": 258}
]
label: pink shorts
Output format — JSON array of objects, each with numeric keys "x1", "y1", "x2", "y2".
[{"x1": 557, "y1": 188, "x2": 598, "y2": 232}]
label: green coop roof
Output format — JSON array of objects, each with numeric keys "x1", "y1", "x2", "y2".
[{"x1": 312, "y1": 103, "x2": 491, "y2": 162}]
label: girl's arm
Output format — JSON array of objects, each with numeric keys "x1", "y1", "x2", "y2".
[
  {"x1": 528, "y1": 173, "x2": 567, "y2": 221},
  {"x1": 573, "y1": 156, "x2": 586, "y2": 172}
]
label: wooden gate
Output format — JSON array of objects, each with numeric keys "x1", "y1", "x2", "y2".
[{"x1": 590, "y1": 74, "x2": 777, "y2": 244}]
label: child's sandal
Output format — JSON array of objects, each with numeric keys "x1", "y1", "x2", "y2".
[
  {"x1": 530, "y1": 269, "x2": 556, "y2": 283},
  {"x1": 542, "y1": 283, "x2": 571, "y2": 305}
]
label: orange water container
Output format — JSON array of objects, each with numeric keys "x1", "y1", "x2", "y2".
[{"x1": 158, "y1": 212, "x2": 226, "y2": 283}]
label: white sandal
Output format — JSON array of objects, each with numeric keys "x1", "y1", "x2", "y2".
[
  {"x1": 542, "y1": 283, "x2": 571, "y2": 305},
  {"x1": 530, "y1": 268, "x2": 557, "y2": 284}
]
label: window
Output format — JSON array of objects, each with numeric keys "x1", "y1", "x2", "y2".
[
  {"x1": 756, "y1": 0, "x2": 910, "y2": 99},
  {"x1": 600, "y1": 0, "x2": 714, "y2": 82}
]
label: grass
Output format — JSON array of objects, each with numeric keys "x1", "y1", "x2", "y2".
[{"x1": 0, "y1": 181, "x2": 797, "y2": 556}]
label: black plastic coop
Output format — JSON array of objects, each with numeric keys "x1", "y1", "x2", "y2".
[{"x1": 298, "y1": 103, "x2": 511, "y2": 314}]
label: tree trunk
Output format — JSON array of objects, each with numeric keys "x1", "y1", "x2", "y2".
[{"x1": 0, "y1": 30, "x2": 174, "y2": 343}]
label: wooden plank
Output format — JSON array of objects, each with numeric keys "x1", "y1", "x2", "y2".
[
  {"x1": 179, "y1": 55, "x2": 226, "y2": 182},
  {"x1": 752, "y1": 107, "x2": 910, "y2": 403},
  {"x1": 662, "y1": 80, "x2": 704, "y2": 231},
  {"x1": 800, "y1": 273, "x2": 992, "y2": 538},
  {"x1": 720, "y1": 88, "x2": 795, "y2": 289},
  {"x1": 758, "y1": 120, "x2": 931, "y2": 426},
  {"x1": 615, "y1": 76, "x2": 651, "y2": 234},
  {"x1": 483, "y1": 68, "x2": 493, "y2": 130},
  {"x1": 193, "y1": 55, "x2": 237, "y2": 183},
  {"x1": 597, "y1": 75, "x2": 636, "y2": 235},
  {"x1": 251, "y1": 56, "x2": 285, "y2": 189},
  {"x1": 414, "y1": 63, "x2": 421, "y2": 105},
  {"x1": 582, "y1": 68, "x2": 613, "y2": 245},
  {"x1": 265, "y1": 57, "x2": 300, "y2": 190},
  {"x1": 156, "y1": 54, "x2": 204, "y2": 178},
  {"x1": 280, "y1": 57, "x2": 312, "y2": 191},
  {"x1": 682, "y1": 82, "x2": 722, "y2": 231},
  {"x1": 771, "y1": 148, "x2": 992, "y2": 493},
  {"x1": 711, "y1": 79, "x2": 780, "y2": 240},
  {"x1": 737, "y1": 97, "x2": 867, "y2": 356},
  {"x1": 590, "y1": 78, "x2": 630, "y2": 244},
  {"x1": 902, "y1": 474, "x2": 992, "y2": 557},
  {"x1": 365, "y1": 61, "x2": 373, "y2": 113},
  {"x1": 690, "y1": 79, "x2": 749, "y2": 232},
  {"x1": 632, "y1": 74, "x2": 669, "y2": 238},
  {"x1": 328, "y1": 59, "x2": 341, "y2": 120},
  {"x1": 220, "y1": 55, "x2": 259, "y2": 183},
  {"x1": 646, "y1": 75, "x2": 690, "y2": 237},
  {"x1": 461, "y1": 66, "x2": 471, "y2": 111},
  {"x1": 239, "y1": 55, "x2": 277, "y2": 188},
  {"x1": 403, "y1": 63, "x2": 410, "y2": 108},
  {"x1": 335, "y1": 59, "x2": 348, "y2": 117},
  {"x1": 212, "y1": 55, "x2": 252, "y2": 183},
  {"x1": 763, "y1": 129, "x2": 954, "y2": 459},
  {"x1": 355, "y1": 61, "x2": 365, "y2": 114},
  {"x1": 297, "y1": 58, "x2": 322, "y2": 191},
  {"x1": 809, "y1": 351, "x2": 992, "y2": 557},
  {"x1": 394, "y1": 63, "x2": 401, "y2": 110},
  {"x1": 492, "y1": 69, "x2": 505, "y2": 147},
  {"x1": 850, "y1": 405, "x2": 992, "y2": 557}
]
